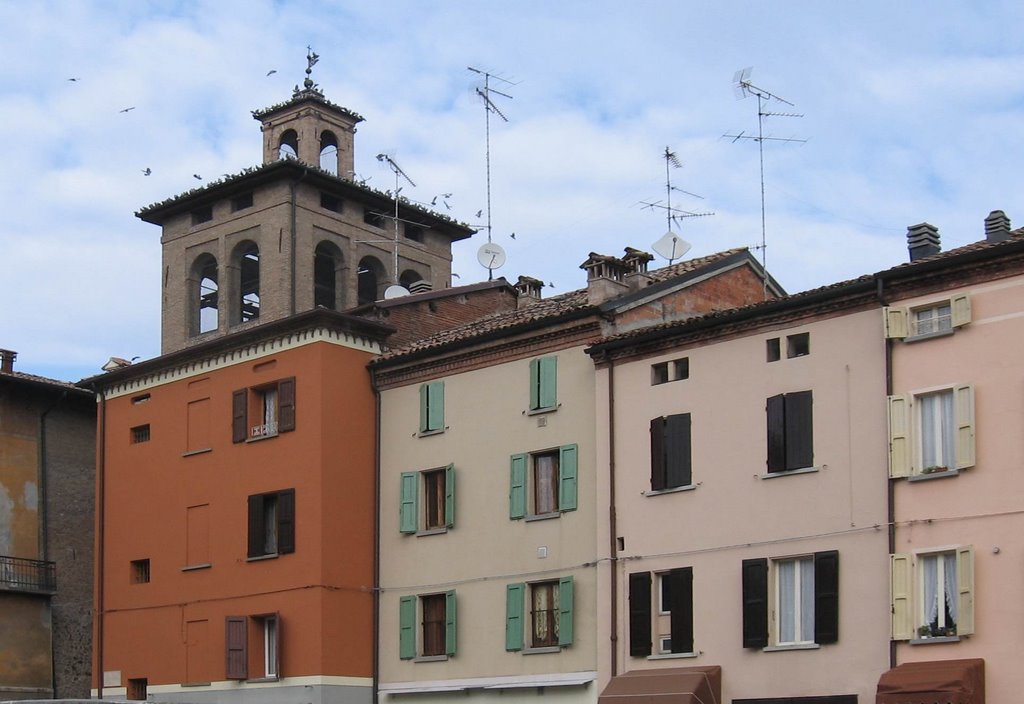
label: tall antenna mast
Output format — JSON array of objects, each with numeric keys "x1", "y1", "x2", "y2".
[
  {"x1": 468, "y1": 66, "x2": 515, "y2": 249},
  {"x1": 639, "y1": 147, "x2": 713, "y2": 265},
  {"x1": 376, "y1": 153, "x2": 416, "y2": 286},
  {"x1": 725, "y1": 67, "x2": 805, "y2": 295}
]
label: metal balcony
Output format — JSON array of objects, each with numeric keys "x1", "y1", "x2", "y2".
[{"x1": 0, "y1": 555, "x2": 57, "y2": 595}]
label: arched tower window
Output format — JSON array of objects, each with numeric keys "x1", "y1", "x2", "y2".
[
  {"x1": 278, "y1": 130, "x2": 298, "y2": 160},
  {"x1": 314, "y1": 241, "x2": 344, "y2": 310},
  {"x1": 235, "y1": 242, "x2": 261, "y2": 323},
  {"x1": 357, "y1": 256, "x2": 386, "y2": 306},
  {"x1": 192, "y1": 254, "x2": 219, "y2": 335},
  {"x1": 319, "y1": 131, "x2": 339, "y2": 174}
]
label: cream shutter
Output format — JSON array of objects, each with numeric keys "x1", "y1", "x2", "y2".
[
  {"x1": 953, "y1": 384, "x2": 976, "y2": 469},
  {"x1": 888, "y1": 395, "x2": 912, "y2": 478},
  {"x1": 890, "y1": 553, "x2": 914, "y2": 640},
  {"x1": 884, "y1": 307, "x2": 908, "y2": 339},
  {"x1": 951, "y1": 294, "x2": 972, "y2": 328},
  {"x1": 956, "y1": 546, "x2": 975, "y2": 635}
]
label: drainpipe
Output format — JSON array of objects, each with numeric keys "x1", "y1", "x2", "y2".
[
  {"x1": 607, "y1": 360, "x2": 619, "y2": 678},
  {"x1": 94, "y1": 389, "x2": 107, "y2": 699},
  {"x1": 370, "y1": 367, "x2": 381, "y2": 704},
  {"x1": 877, "y1": 276, "x2": 897, "y2": 670}
]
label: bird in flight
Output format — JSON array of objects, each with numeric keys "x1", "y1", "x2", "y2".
[
  {"x1": 119, "y1": 106, "x2": 135, "y2": 113},
  {"x1": 67, "y1": 77, "x2": 80, "y2": 82},
  {"x1": 142, "y1": 168, "x2": 152, "y2": 176},
  {"x1": 266, "y1": 69, "x2": 277, "y2": 76},
  {"x1": 475, "y1": 209, "x2": 483, "y2": 218},
  {"x1": 193, "y1": 174, "x2": 202, "y2": 180},
  {"x1": 510, "y1": 232, "x2": 516, "y2": 240}
]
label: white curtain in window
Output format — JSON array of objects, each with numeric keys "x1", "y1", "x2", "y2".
[
  {"x1": 922, "y1": 554, "x2": 938, "y2": 628},
  {"x1": 799, "y1": 558, "x2": 815, "y2": 641},
  {"x1": 778, "y1": 560, "x2": 795, "y2": 643},
  {"x1": 943, "y1": 555, "x2": 958, "y2": 625},
  {"x1": 533, "y1": 584, "x2": 553, "y2": 643},
  {"x1": 534, "y1": 455, "x2": 558, "y2": 515},
  {"x1": 921, "y1": 391, "x2": 954, "y2": 469},
  {"x1": 264, "y1": 388, "x2": 278, "y2": 432}
]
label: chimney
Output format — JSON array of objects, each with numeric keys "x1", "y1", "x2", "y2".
[
  {"x1": 581, "y1": 252, "x2": 630, "y2": 305},
  {"x1": 907, "y1": 222, "x2": 940, "y2": 262},
  {"x1": 515, "y1": 275, "x2": 544, "y2": 308},
  {"x1": 0, "y1": 349, "x2": 16, "y2": 373},
  {"x1": 622, "y1": 247, "x2": 655, "y2": 291},
  {"x1": 984, "y1": 210, "x2": 1011, "y2": 243},
  {"x1": 408, "y1": 280, "x2": 432, "y2": 295}
]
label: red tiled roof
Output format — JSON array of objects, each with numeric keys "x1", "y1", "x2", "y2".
[{"x1": 0, "y1": 369, "x2": 91, "y2": 393}]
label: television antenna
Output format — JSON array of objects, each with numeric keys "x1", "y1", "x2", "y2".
[
  {"x1": 376, "y1": 153, "x2": 416, "y2": 293},
  {"x1": 724, "y1": 67, "x2": 806, "y2": 295},
  {"x1": 639, "y1": 147, "x2": 714, "y2": 265},
  {"x1": 468, "y1": 66, "x2": 516, "y2": 278}
]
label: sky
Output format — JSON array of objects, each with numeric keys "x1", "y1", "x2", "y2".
[{"x1": 2, "y1": 1, "x2": 1024, "y2": 382}]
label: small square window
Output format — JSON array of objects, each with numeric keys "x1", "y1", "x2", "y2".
[
  {"x1": 320, "y1": 193, "x2": 343, "y2": 212},
  {"x1": 231, "y1": 193, "x2": 253, "y2": 212},
  {"x1": 786, "y1": 333, "x2": 810, "y2": 358},
  {"x1": 364, "y1": 208, "x2": 386, "y2": 228},
  {"x1": 405, "y1": 223, "x2": 425, "y2": 242},
  {"x1": 191, "y1": 206, "x2": 213, "y2": 225},
  {"x1": 131, "y1": 393, "x2": 150, "y2": 405},
  {"x1": 766, "y1": 338, "x2": 781, "y2": 362},
  {"x1": 652, "y1": 357, "x2": 689, "y2": 385},
  {"x1": 131, "y1": 558, "x2": 150, "y2": 584},
  {"x1": 127, "y1": 678, "x2": 147, "y2": 701},
  {"x1": 131, "y1": 424, "x2": 151, "y2": 444},
  {"x1": 651, "y1": 362, "x2": 669, "y2": 385},
  {"x1": 673, "y1": 358, "x2": 689, "y2": 380},
  {"x1": 912, "y1": 303, "x2": 952, "y2": 336}
]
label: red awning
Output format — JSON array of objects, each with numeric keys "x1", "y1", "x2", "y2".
[
  {"x1": 599, "y1": 666, "x2": 722, "y2": 704},
  {"x1": 876, "y1": 658, "x2": 984, "y2": 704}
]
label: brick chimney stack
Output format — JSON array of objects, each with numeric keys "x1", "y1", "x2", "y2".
[
  {"x1": 0, "y1": 349, "x2": 17, "y2": 373},
  {"x1": 907, "y1": 223, "x2": 941, "y2": 262},
  {"x1": 984, "y1": 210, "x2": 1011, "y2": 243}
]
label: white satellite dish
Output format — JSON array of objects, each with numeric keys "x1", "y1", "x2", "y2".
[
  {"x1": 477, "y1": 242, "x2": 507, "y2": 271},
  {"x1": 652, "y1": 231, "x2": 692, "y2": 263},
  {"x1": 383, "y1": 284, "x2": 410, "y2": 300}
]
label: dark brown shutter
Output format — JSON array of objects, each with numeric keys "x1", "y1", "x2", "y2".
[
  {"x1": 628, "y1": 572, "x2": 652, "y2": 657},
  {"x1": 232, "y1": 389, "x2": 248, "y2": 443},
  {"x1": 742, "y1": 558, "x2": 768, "y2": 648},
  {"x1": 665, "y1": 413, "x2": 692, "y2": 488},
  {"x1": 277, "y1": 489, "x2": 295, "y2": 554},
  {"x1": 814, "y1": 550, "x2": 839, "y2": 644},
  {"x1": 650, "y1": 417, "x2": 666, "y2": 491},
  {"x1": 766, "y1": 394, "x2": 786, "y2": 472},
  {"x1": 277, "y1": 377, "x2": 296, "y2": 433},
  {"x1": 785, "y1": 391, "x2": 813, "y2": 470},
  {"x1": 247, "y1": 494, "x2": 264, "y2": 558},
  {"x1": 225, "y1": 616, "x2": 248, "y2": 679},
  {"x1": 666, "y1": 567, "x2": 693, "y2": 654}
]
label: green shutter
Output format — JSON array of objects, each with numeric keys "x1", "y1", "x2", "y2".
[
  {"x1": 445, "y1": 590, "x2": 457, "y2": 655},
  {"x1": 419, "y1": 384, "x2": 429, "y2": 433},
  {"x1": 399, "y1": 596, "x2": 416, "y2": 659},
  {"x1": 509, "y1": 454, "x2": 527, "y2": 519},
  {"x1": 505, "y1": 583, "x2": 525, "y2": 651},
  {"x1": 428, "y1": 381, "x2": 445, "y2": 432},
  {"x1": 444, "y1": 464, "x2": 456, "y2": 528},
  {"x1": 558, "y1": 576, "x2": 574, "y2": 646},
  {"x1": 529, "y1": 358, "x2": 541, "y2": 410},
  {"x1": 539, "y1": 356, "x2": 557, "y2": 409},
  {"x1": 399, "y1": 472, "x2": 418, "y2": 534},
  {"x1": 558, "y1": 444, "x2": 578, "y2": 512}
]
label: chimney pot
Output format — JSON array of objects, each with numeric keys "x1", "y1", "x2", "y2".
[
  {"x1": 0, "y1": 349, "x2": 17, "y2": 373},
  {"x1": 985, "y1": 210, "x2": 1011, "y2": 243},
  {"x1": 907, "y1": 222, "x2": 941, "y2": 262}
]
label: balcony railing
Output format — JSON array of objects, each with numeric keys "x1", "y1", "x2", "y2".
[{"x1": 0, "y1": 555, "x2": 56, "y2": 595}]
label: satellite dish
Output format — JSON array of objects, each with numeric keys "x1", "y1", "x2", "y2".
[
  {"x1": 652, "y1": 231, "x2": 692, "y2": 262},
  {"x1": 383, "y1": 284, "x2": 410, "y2": 300},
  {"x1": 477, "y1": 242, "x2": 507, "y2": 271}
]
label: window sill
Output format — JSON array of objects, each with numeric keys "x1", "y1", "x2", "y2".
[
  {"x1": 417, "y1": 428, "x2": 445, "y2": 438},
  {"x1": 416, "y1": 527, "x2": 449, "y2": 537},
  {"x1": 905, "y1": 329, "x2": 955, "y2": 344},
  {"x1": 644, "y1": 484, "x2": 697, "y2": 497},
  {"x1": 246, "y1": 676, "x2": 280, "y2": 683},
  {"x1": 910, "y1": 635, "x2": 960, "y2": 645},
  {"x1": 763, "y1": 643, "x2": 820, "y2": 652},
  {"x1": 525, "y1": 512, "x2": 561, "y2": 523},
  {"x1": 647, "y1": 651, "x2": 698, "y2": 660},
  {"x1": 182, "y1": 448, "x2": 212, "y2": 457},
  {"x1": 413, "y1": 655, "x2": 449, "y2": 663},
  {"x1": 526, "y1": 406, "x2": 558, "y2": 416},
  {"x1": 761, "y1": 466, "x2": 819, "y2": 480},
  {"x1": 181, "y1": 563, "x2": 211, "y2": 572},
  {"x1": 245, "y1": 432, "x2": 279, "y2": 444},
  {"x1": 181, "y1": 682, "x2": 212, "y2": 688},
  {"x1": 908, "y1": 468, "x2": 960, "y2": 482},
  {"x1": 246, "y1": 553, "x2": 279, "y2": 562},
  {"x1": 522, "y1": 646, "x2": 562, "y2": 655}
]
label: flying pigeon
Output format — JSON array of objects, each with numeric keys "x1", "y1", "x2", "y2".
[
  {"x1": 510, "y1": 232, "x2": 516, "y2": 240},
  {"x1": 67, "y1": 77, "x2": 80, "y2": 82},
  {"x1": 142, "y1": 168, "x2": 151, "y2": 176},
  {"x1": 475, "y1": 209, "x2": 483, "y2": 218},
  {"x1": 193, "y1": 174, "x2": 202, "y2": 180},
  {"x1": 119, "y1": 106, "x2": 135, "y2": 113},
  {"x1": 266, "y1": 69, "x2": 277, "y2": 76}
]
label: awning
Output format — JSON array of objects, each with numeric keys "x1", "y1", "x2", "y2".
[
  {"x1": 599, "y1": 666, "x2": 722, "y2": 704},
  {"x1": 876, "y1": 658, "x2": 984, "y2": 704}
]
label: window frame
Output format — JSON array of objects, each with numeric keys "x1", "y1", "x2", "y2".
[
  {"x1": 399, "y1": 591, "x2": 457, "y2": 660},
  {"x1": 233, "y1": 377, "x2": 296, "y2": 443},
  {"x1": 884, "y1": 294, "x2": 971, "y2": 341},
  {"x1": 418, "y1": 380, "x2": 445, "y2": 435},
  {"x1": 887, "y1": 384, "x2": 975, "y2": 478},
  {"x1": 247, "y1": 489, "x2": 295, "y2": 559},
  {"x1": 225, "y1": 613, "x2": 281, "y2": 681},
  {"x1": 509, "y1": 445, "x2": 578, "y2": 519},
  {"x1": 650, "y1": 413, "x2": 692, "y2": 491},
  {"x1": 628, "y1": 567, "x2": 694, "y2": 658},
  {"x1": 528, "y1": 356, "x2": 558, "y2": 413},
  {"x1": 505, "y1": 576, "x2": 574, "y2": 652},
  {"x1": 399, "y1": 464, "x2": 455, "y2": 535},
  {"x1": 766, "y1": 390, "x2": 814, "y2": 474},
  {"x1": 651, "y1": 357, "x2": 689, "y2": 385},
  {"x1": 742, "y1": 551, "x2": 838, "y2": 649},
  {"x1": 890, "y1": 546, "x2": 974, "y2": 641}
]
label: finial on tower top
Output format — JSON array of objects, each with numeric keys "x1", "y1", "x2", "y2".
[{"x1": 294, "y1": 45, "x2": 322, "y2": 96}]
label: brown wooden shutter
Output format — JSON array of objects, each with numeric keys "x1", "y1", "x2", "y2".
[
  {"x1": 628, "y1": 571, "x2": 652, "y2": 657},
  {"x1": 232, "y1": 389, "x2": 248, "y2": 443},
  {"x1": 650, "y1": 417, "x2": 666, "y2": 490},
  {"x1": 666, "y1": 567, "x2": 693, "y2": 654},
  {"x1": 225, "y1": 616, "x2": 248, "y2": 679},
  {"x1": 277, "y1": 377, "x2": 296, "y2": 433},
  {"x1": 665, "y1": 413, "x2": 692, "y2": 488},
  {"x1": 277, "y1": 489, "x2": 295, "y2": 554},
  {"x1": 742, "y1": 558, "x2": 768, "y2": 648},
  {"x1": 814, "y1": 550, "x2": 839, "y2": 644},
  {"x1": 247, "y1": 494, "x2": 264, "y2": 558},
  {"x1": 785, "y1": 391, "x2": 813, "y2": 470},
  {"x1": 766, "y1": 395, "x2": 786, "y2": 472}
]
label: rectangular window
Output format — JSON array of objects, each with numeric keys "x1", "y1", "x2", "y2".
[
  {"x1": 528, "y1": 356, "x2": 558, "y2": 412},
  {"x1": 364, "y1": 207, "x2": 386, "y2": 228},
  {"x1": 651, "y1": 357, "x2": 689, "y2": 385},
  {"x1": 786, "y1": 332, "x2": 810, "y2": 358},
  {"x1": 130, "y1": 424, "x2": 151, "y2": 444},
  {"x1": 191, "y1": 206, "x2": 213, "y2": 225},
  {"x1": 225, "y1": 614, "x2": 281, "y2": 680},
  {"x1": 650, "y1": 413, "x2": 692, "y2": 490},
  {"x1": 231, "y1": 193, "x2": 254, "y2": 212},
  {"x1": 890, "y1": 547, "x2": 974, "y2": 640},
  {"x1": 418, "y1": 380, "x2": 445, "y2": 434},
  {"x1": 766, "y1": 338, "x2": 781, "y2": 362},
  {"x1": 405, "y1": 223, "x2": 425, "y2": 242},
  {"x1": 509, "y1": 445, "x2": 577, "y2": 519},
  {"x1": 399, "y1": 591, "x2": 457, "y2": 659},
  {"x1": 883, "y1": 294, "x2": 971, "y2": 340},
  {"x1": 127, "y1": 678, "x2": 147, "y2": 701},
  {"x1": 914, "y1": 304, "x2": 952, "y2": 336},
  {"x1": 247, "y1": 489, "x2": 295, "y2": 558},
  {"x1": 742, "y1": 551, "x2": 838, "y2": 649},
  {"x1": 320, "y1": 192, "x2": 343, "y2": 212},
  {"x1": 766, "y1": 391, "x2": 813, "y2": 473},
  {"x1": 505, "y1": 577, "x2": 574, "y2": 651},
  {"x1": 232, "y1": 377, "x2": 296, "y2": 443},
  {"x1": 887, "y1": 385, "x2": 974, "y2": 477},
  {"x1": 258, "y1": 614, "x2": 279, "y2": 678},
  {"x1": 629, "y1": 568, "x2": 693, "y2": 657},
  {"x1": 130, "y1": 558, "x2": 150, "y2": 584},
  {"x1": 400, "y1": 465, "x2": 455, "y2": 534}
]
